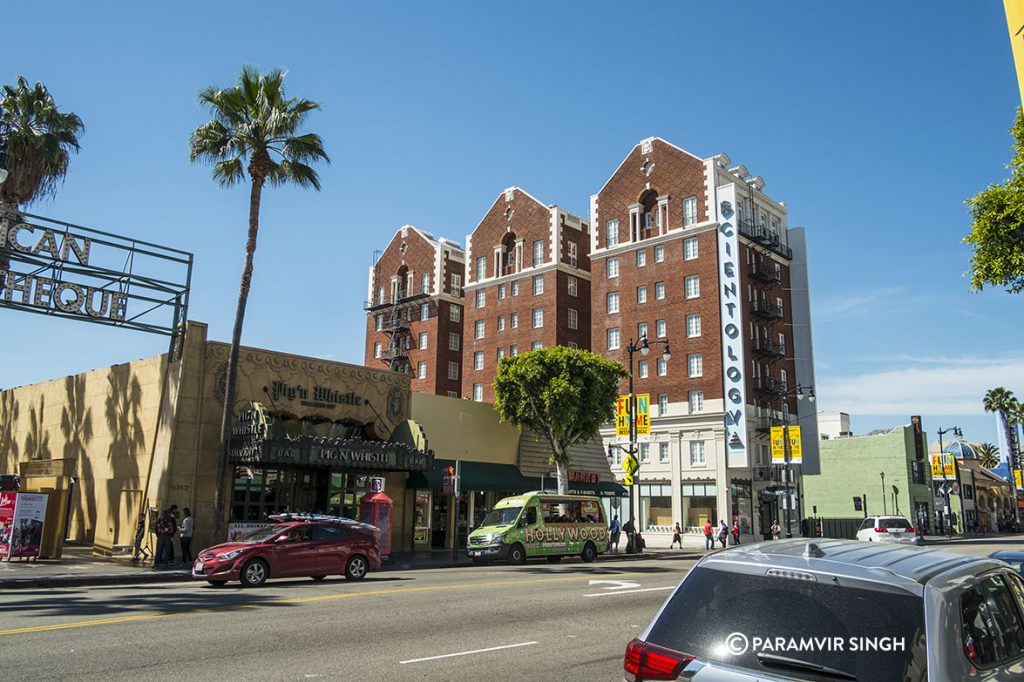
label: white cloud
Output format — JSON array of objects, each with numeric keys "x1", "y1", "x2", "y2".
[
  {"x1": 812, "y1": 287, "x2": 909, "y2": 322},
  {"x1": 817, "y1": 355, "x2": 1024, "y2": 415}
]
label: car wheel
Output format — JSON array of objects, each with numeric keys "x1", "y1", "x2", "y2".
[
  {"x1": 546, "y1": 555, "x2": 562, "y2": 564},
  {"x1": 581, "y1": 542, "x2": 597, "y2": 563},
  {"x1": 240, "y1": 559, "x2": 269, "y2": 587},
  {"x1": 311, "y1": 575, "x2": 327, "y2": 581},
  {"x1": 207, "y1": 580, "x2": 227, "y2": 587},
  {"x1": 345, "y1": 555, "x2": 369, "y2": 581},
  {"x1": 509, "y1": 543, "x2": 527, "y2": 565}
]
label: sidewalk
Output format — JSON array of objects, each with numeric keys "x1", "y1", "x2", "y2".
[{"x1": 0, "y1": 544, "x2": 688, "y2": 590}]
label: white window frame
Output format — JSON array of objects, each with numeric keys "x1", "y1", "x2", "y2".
[
  {"x1": 683, "y1": 196, "x2": 697, "y2": 226},
  {"x1": 568, "y1": 275, "x2": 578, "y2": 297},
  {"x1": 659, "y1": 442, "x2": 670, "y2": 463},
  {"x1": 607, "y1": 327, "x2": 621, "y2": 350},
  {"x1": 421, "y1": 303, "x2": 430, "y2": 321},
  {"x1": 476, "y1": 256, "x2": 487, "y2": 281},
  {"x1": 689, "y1": 390, "x2": 704, "y2": 413},
  {"x1": 684, "y1": 237, "x2": 698, "y2": 260},
  {"x1": 474, "y1": 351, "x2": 484, "y2": 371},
  {"x1": 375, "y1": 314, "x2": 383, "y2": 331},
  {"x1": 638, "y1": 322, "x2": 648, "y2": 339},
  {"x1": 685, "y1": 275, "x2": 700, "y2": 299},
  {"x1": 637, "y1": 286, "x2": 647, "y2": 304},
  {"x1": 655, "y1": 282, "x2": 665, "y2": 300},
  {"x1": 568, "y1": 242, "x2": 578, "y2": 268},
  {"x1": 568, "y1": 308, "x2": 578, "y2": 330},
  {"x1": 511, "y1": 281, "x2": 519, "y2": 296},
  {"x1": 686, "y1": 314, "x2": 701, "y2": 338},
  {"x1": 510, "y1": 344, "x2": 518, "y2": 356},
  {"x1": 607, "y1": 291, "x2": 620, "y2": 314},
  {"x1": 654, "y1": 245, "x2": 665, "y2": 263},
  {"x1": 418, "y1": 332, "x2": 428, "y2": 350},
  {"x1": 511, "y1": 312, "x2": 519, "y2": 328},
  {"x1": 449, "y1": 304, "x2": 461, "y2": 322},
  {"x1": 475, "y1": 319, "x2": 485, "y2": 339},
  {"x1": 532, "y1": 307, "x2": 544, "y2": 328},
  {"x1": 532, "y1": 341, "x2": 543, "y2": 350},
  {"x1": 448, "y1": 332, "x2": 460, "y2": 351},
  {"x1": 658, "y1": 393, "x2": 668, "y2": 416},
  {"x1": 640, "y1": 443, "x2": 650, "y2": 463},
  {"x1": 417, "y1": 361, "x2": 427, "y2": 380},
  {"x1": 687, "y1": 353, "x2": 703, "y2": 378},
  {"x1": 533, "y1": 274, "x2": 544, "y2": 295},
  {"x1": 473, "y1": 383, "x2": 483, "y2": 401},
  {"x1": 656, "y1": 319, "x2": 666, "y2": 338},
  {"x1": 606, "y1": 257, "x2": 619, "y2": 278},
  {"x1": 373, "y1": 342, "x2": 382, "y2": 359},
  {"x1": 657, "y1": 357, "x2": 667, "y2": 376},
  {"x1": 636, "y1": 250, "x2": 647, "y2": 267},
  {"x1": 638, "y1": 360, "x2": 649, "y2": 379},
  {"x1": 448, "y1": 361, "x2": 459, "y2": 380},
  {"x1": 498, "y1": 283, "x2": 506, "y2": 299},
  {"x1": 498, "y1": 316, "x2": 505, "y2": 331},
  {"x1": 690, "y1": 440, "x2": 706, "y2": 466},
  {"x1": 475, "y1": 290, "x2": 485, "y2": 308},
  {"x1": 533, "y1": 240, "x2": 544, "y2": 266},
  {"x1": 606, "y1": 220, "x2": 619, "y2": 247}
]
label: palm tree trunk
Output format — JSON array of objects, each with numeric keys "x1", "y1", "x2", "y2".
[{"x1": 213, "y1": 174, "x2": 265, "y2": 538}]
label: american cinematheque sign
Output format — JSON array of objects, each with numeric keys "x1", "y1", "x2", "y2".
[
  {"x1": 230, "y1": 404, "x2": 433, "y2": 471},
  {"x1": 0, "y1": 208, "x2": 192, "y2": 347}
]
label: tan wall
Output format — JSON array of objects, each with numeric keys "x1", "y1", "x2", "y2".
[{"x1": 411, "y1": 392, "x2": 520, "y2": 465}]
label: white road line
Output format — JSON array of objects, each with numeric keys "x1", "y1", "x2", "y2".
[
  {"x1": 584, "y1": 586, "x2": 675, "y2": 598},
  {"x1": 399, "y1": 641, "x2": 539, "y2": 664}
]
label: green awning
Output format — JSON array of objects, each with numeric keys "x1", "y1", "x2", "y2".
[{"x1": 407, "y1": 459, "x2": 537, "y2": 494}]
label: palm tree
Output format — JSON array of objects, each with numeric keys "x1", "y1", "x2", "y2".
[
  {"x1": 189, "y1": 66, "x2": 329, "y2": 535},
  {"x1": 984, "y1": 387, "x2": 1019, "y2": 490},
  {"x1": 976, "y1": 442, "x2": 1001, "y2": 469}
]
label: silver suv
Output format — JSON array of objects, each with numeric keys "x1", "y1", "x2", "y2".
[{"x1": 625, "y1": 539, "x2": 1024, "y2": 681}]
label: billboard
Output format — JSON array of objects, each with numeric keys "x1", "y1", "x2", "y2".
[
  {"x1": 716, "y1": 185, "x2": 748, "y2": 468},
  {"x1": 635, "y1": 394, "x2": 651, "y2": 442},
  {"x1": 615, "y1": 396, "x2": 630, "y2": 442}
]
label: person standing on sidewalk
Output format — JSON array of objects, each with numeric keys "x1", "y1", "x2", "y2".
[
  {"x1": 622, "y1": 518, "x2": 636, "y2": 554},
  {"x1": 179, "y1": 507, "x2": 194, "y2": 566},
  {"x1": 771, "y1": 519, "x2": 782, "y2": 540},
  {"x1": 731, "y1": 519, "x2": 741, "y2": 546},
  {"x1": 704, "y1": 520, "x2": 715, "y2": 550},
  {"x1": 669, "y1": 522, "x2": 683, "y2": 549},
  {"x1": 717, "y1": 520, "x2": 728, "y2": 549},
  {"x1": 609, "y1": 515, "x2": 621, "y2": 554},
  {"x1": 155, "y1": 505, "x2": 178, "y2": 567}
]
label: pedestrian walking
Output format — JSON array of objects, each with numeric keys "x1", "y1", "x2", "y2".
[
  {"x1": 717, "y1": 520, "x2": 728, "y2": 549},
  {"x1": 155, "y1": 504, "x2": 178, "y2": 567},
  {"x1": 771, "y1": 519, "x2": 782, "y2": 540},
  {"x1": 179, "y1": 507, "x2": 194, "y2": 565},
  {"x1": 609, "y1": 515, "x2": 621, "y2": 554},
  {"x1": 669, "y1": 522, "x2": 683, "y2": 549},
  {"x1": 622, "y1": 518, "x2": 636, "y2": 554},
  {"x1": 131, "y1": 512, "x2": 149, "y2": 562},
  {"x1": 704, "y1": 520, "x2": 715, "y2": 550},
  {"x1": 731, "y1": 519, "x2": 741, "y2": 545}
]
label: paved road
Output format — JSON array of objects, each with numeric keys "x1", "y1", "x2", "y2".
[{"x1": 0, "y1": 553, "x2": 698, "y2": 681}]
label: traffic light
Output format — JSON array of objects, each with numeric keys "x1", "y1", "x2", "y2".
[{"x1": 445, "y1": 465, "x2": 455, "y2": 477}]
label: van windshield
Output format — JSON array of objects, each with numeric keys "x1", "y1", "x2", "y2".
[{"x1": 481, "y1": 507, "x2": 522, "y2": 527}]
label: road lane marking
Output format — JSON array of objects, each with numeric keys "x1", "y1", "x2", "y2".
[
  {"x1": 0, "y1": 572, "x2": 644, "y2": 637},
  {"x1": 587, "y1": 579, "x2": 641, "y2": 590},
  {"x1": 399, "y1": 641, "x2": 538, "y2": 664},
  {"x1": 583, "y1": 586, "x2": 675, "y2": 598}
]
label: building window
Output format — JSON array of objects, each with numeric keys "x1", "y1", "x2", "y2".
[
  {"x1": 607, "y1": 327, "x2": 621, "y2": 350},
  {"x1": 778, "y1": 332, "x2": 786, "y2": 354},
  {"x1": 498, "y1": 316, "x2": 505, "y2": 331},
  {"x1": 475, "y1": 319, "x2": 485, "y2": 339},
  {"x1": 421, "y1": 273, "x2": 430, "y2": 293},
  {"x1": 780, "y1": 369, "x2": 788, "y2": 392},
  {"x1": 654, "y1": 245, "x2": 664, "y2": 263},
  {"x1": 568, "y1": 242, "x2": 578, "y2": 268},
  {"x1": 533, "y1": 274, "x2": 544, "y2": 295},
  {"x1": 418, "y1": 332, "x2": 428, "y2": 350},
  {"x1": 686, "y1": 314, "x2": 701, "y2": 338},
  {"x1": 568, "y1": 308, "x2": 578, "y2": 330},
  {"x1": 688, "y1": 354, "x2": 703, "y2": 378},
  {"x1": 377, "y1": 286, "x2": 385, "y2": 305},
  {"x1": 607, "y1": 291, "x2": 620, "y2": 314},
  {"x1": 375, "y1": 314, "x2": 383, "y2": 331},
  {"x1": 373, "y1": 342, "x2": 382, "y2": 359},
  {"x1": 638, "y1": 322, "x2": 648, "y2": 339},
  {"x1": 777, "y1": 296, "x2": 784, "y2": 317},
  {"x1": 532, "y1": 341, "x2": 543, "y2": 350},
  {"x1": 658, "y1": 393, "x2": 668, "y2": 415},
  {"x1": 510, "y1": 344, "x2": 518, "y2": 356},
  {"x1": 683, "y1": 196, "x2": 697, "y2": 226},
  {"x1": 689, "y1": 390, "x2": 704, "y2": 413},
  {"x1": 473, "y1": 383, "x2": 483, "y2": 401},
  {"x1": 568, "y1": 275, "x2": 578, "y2": 297},
  {"x1": 636, "y1": 250, "x2": 647, "y2": 267},
  {"x1": 449, "y1": 304, "x2": 461, "y2": 322},
  {"x1": 657, "y1": 357, "x2": 667, "y2": 376},
  {"x1": 475, "y1": 290, "x2": 485, "y2": 308},
  {"x1": 684, "y1": 237, "x2": 698, "y2": 260},
  {"x1": 640, "y1": 443, "x2": 650, "y2": 463},
  {"x1": 417, "y1": 362, "x2": 427, "y2": 379},
  {"x1": 476, "y1": 256, "x2": 487, "y2": 281},
  {"x1": 448, "y1": 332, "x2": 460, "y2": 351},
  {"x1": 690, "y1": 441, "x2": 706, "y2": 466},
  {"x1": 685, "y1": 275, "x2": 700, "y2": 299},
  {"x1": 568, "y1": 341, "x2": 578, "y2": 350},
  {"x1": 474, "y1": 352, "x2": 484, "y2": 371},
  {"x1": 497, "y1": 347, "x2": 505, "y2": 361},
  {"x1": 607, "y1": 257, "x2": 619, "y2": 278},
  {"x1": 448, "y1": 361, "x2": 459, "y2": 380},
  {"x1": 451, "y1": 274, "x2": 462, "y2": 297},
  {"x1": 656, "y1": 319, "x2": 666, "y2": 338},
  {"x1": 511, "y1": 312, "x2": 519, "y2": 328},
  {"x1": 447, "y1": 391, "x2": 459, "y2": 398},
  {"x1": 511, "y1": 281, "x2": 519, "y2": 296},
  {"x1": 532, "y1": 240, "x2": 544, "y2": 266},
  {"x1": 659, "y1": 442, "x2": 670, "y2": 463},
  {"x1": 655, "y1": 282, "x2": 665, "y2": 300},
  {"x1": 637, "y1": 286, "x2": 647, "y2": 304},
  {"x1": 606, "y1": 220, "x2": 619, "y2": 247},
  {"x1": 498, "y1": 283, "x2": 506, "y2": 299},
  {"x1": 421, "y1": 303, "x2": 430, "y2": 321},
  {"x1": 638, "y1": 360, "x2": 649, "y2": 379},
  {"x1": 532, "y1": 307, "x2": 544, "y2": 328}
]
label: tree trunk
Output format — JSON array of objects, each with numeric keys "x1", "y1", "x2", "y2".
[
  {"x1": 555, "y1": 461, "x2": 569, "y2": 496},
  {"x1": 212, "y1": 173, "x2": 265, "y2": 539}
]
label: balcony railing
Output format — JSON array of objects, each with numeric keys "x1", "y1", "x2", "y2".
[
  {"x1": 364, "y1": 285, "x2": 433, "y2": 311},
  {"x1": 753, "y1": 465, "x2": 783, "y2": 483},
  {"x1": 752, "y1": 338, "x2": 785, "y2": 358},
  {"x1": 737, "y1": 219, "x2": 793, "y2": 260},
  {"x1": 748, "y1": 261, "x2": 782, "y2": 284},
  {"x1": 755, "y1": 415, "x2": 794, "y2": 432},
  {"x1": 750, "y1": 299, "x2": 784, "y2": 320},
  {"x1": 754, "y1": 376, "x2": 787, "y2": 396}
]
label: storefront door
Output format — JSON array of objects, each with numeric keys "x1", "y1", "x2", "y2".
[{"x1": 432, "y1": 494, "x2": 449, "y2": 548}]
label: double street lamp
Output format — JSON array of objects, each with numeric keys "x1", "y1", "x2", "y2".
[
  {"x1": 936, "y1": 426, "x2": 963, "y2": 538},
  {"x1": 776, "y1": 383, "x2": 814, "y2": 538}
]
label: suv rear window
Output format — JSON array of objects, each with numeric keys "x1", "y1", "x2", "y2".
[
  {"x1": 646, "y1": 566, "x2": 927, "y2": 681},
  {"x1": 878, "y1": 518, "x2": 912, "y2": 530}
]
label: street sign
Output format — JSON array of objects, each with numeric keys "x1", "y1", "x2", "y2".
[
  {"x1": 615, "y1": 396, "x2": 630, "y2": 442},
  {"x1": 622, "y1": 454, "x2": 639, "y2": 475},
  {"x1": 636, "y1": 394, "x2": 651, "y2": 442},
  {"x1": 623, "y1": 474, "x2": 635, "y2": 486},
  {"x1": 787, "y1": 426, "x2": 803, "y2": 464},
  {"x1": 1016, "y1": 470, "x2": 1023, "y2": 489},
  {"x1": 771, "y1": 427, "x2": 785, "y2": 464}
]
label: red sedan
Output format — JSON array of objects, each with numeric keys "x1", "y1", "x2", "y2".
[{"x1": 192, "y1": 520, "x2": 380, "y2": 587}]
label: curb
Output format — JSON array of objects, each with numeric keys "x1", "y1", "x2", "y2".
[{"x1": 0, "y1": 570, "x2": 193, "y2": 591}]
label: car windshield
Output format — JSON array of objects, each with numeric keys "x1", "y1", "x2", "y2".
[
  {"x1": 480, "y1": 506, "x2": 522, "y2": 527},
  {"x1": 646, "y1": 566, "x2": 927, "y2": 682},
  {"x1": 879, "y1": 518, "x2": 912, "y2": 529},
  {"x1": 237, "y1": 525, "x2": 289, "y2": 543}
]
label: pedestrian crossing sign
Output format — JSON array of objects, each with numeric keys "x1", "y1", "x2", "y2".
[
  {"x1": 622, "y1": 454, "x2": 639, "y2": 475},
  {"x1": 623, "y1": 474, "x2": 635, "y2": 486}
]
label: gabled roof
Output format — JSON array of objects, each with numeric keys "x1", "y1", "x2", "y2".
[{"x1": 593, "y1": 136, "x2": 706, "y2": 198}]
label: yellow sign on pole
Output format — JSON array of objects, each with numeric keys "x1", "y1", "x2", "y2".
[
  {"x1": 635, "y1": 394, "x2": 651, "y2": 442},
  {"x1": 623, "y1": 474, "x2": 635, "y2": 486},
  {"x1": 788, "y1": 426, "x2": 803, "y2": 464},
  {"x1": 1016, "y1": 470, "x2": 1023, "y2": 489},
  {"x1": 622, "y1": 454, "x2": 639, "y2": 475},
  {"x1": 771, "y1": 426, "x2": 786, "y2": 464},
  {"x1": 615, "y1": 396, "x2": 630, "y2": 441},
  {"x1": 930, "y1": 455, "x2": 942, "y2": 477}
]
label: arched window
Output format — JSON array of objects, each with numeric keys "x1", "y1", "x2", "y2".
[
  {"x1": 637, "y1": 189, "x2": 659, "y2": 241},
  {"x1": 501, "y1": 232, "x2": 518, "y2": 276}
]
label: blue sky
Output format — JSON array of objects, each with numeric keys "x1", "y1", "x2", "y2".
[{"x1": 3, "y1": 1, "x2": 1021, "y2": 446}]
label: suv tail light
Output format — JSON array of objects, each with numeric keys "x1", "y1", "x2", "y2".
[
  {"x1": 874, "y1": 527, "x2": 888, "y2": 533},
  {"x1": 906, "y1": 526, "x2": 915, "y2": 533},
  {"x1": 624, "y1": 638, "x2": 694, "y2": 681}
]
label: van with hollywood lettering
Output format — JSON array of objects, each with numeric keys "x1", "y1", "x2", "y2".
[{"x1": 467, "y1": 492, "x2": 609, "y2": 564}]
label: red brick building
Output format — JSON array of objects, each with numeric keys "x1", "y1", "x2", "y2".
[
  {"x1": 364, "y1": 225, "x2": 466, "y2": 397},
  {"x1": 462, "y1": 187, "x2": 592, "y2": 403},
  {"x1": 590, "y1": 137, "x2": 817, "y2": 543}
]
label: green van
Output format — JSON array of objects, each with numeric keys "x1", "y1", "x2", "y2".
[{"x1": 467, "y1": 492, "x2": 609, "y2": 564}]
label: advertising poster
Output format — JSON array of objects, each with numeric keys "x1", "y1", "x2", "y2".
[
  {"x1": 0, "y1": 492, "x2": 17, "y2": 559},
  {"x1": 788, "y1": 426, "x2": 803, "y2": 465},
  {"x1": 8, "y1": 493, "x2": 47, "y2": 559},
  {"x1": 635, "y1": 394, "x2": 651, "y2": 442},
  {"x1": 615, "y1": 396, "x2": 630, "y2": 442},
  {"x1": 227, "y1": 522, "x2": 270, "y2": 542},
  {"x1": 771, "y1": 427, "x2": 786, "y2": 464}
]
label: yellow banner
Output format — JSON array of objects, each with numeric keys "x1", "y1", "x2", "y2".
[
  {"x1": 931, "y1": 455, "x2": 943, "y2": 477},
  {"x1": 616, "y1": 396, "x2": 630, "y2": 439},
  {"x1": 635, "y1": 394, "x2": 651, "y2": 439},
  {"x1": 943, "y1": 454, "x2": 957, "y2": 478},
  {"x1": 788, "y1": 426, "x2": 803, "y2": 464},
  {"x1": 1016, "y1": 470, "x2": 1023, "y2": 489},
  {"x1": 771, "y1": 427, "x2": 785, "y2": 463}
]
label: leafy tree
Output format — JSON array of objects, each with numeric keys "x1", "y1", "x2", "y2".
[
  {"x1": 493, "y1": 346, "x2": 626, "y2": 494},
  {"x1": 964, "y1": 108, "x2": 1024, "y2": 293},
  {"x1": 983, "y1": 387, "x2": 1018, "y2": 472},
  {"x1": 975, "y1": 442, "x2": 1001, "y2": 470},
  {"x1": 189, "y1": 66, "x2": 329, "y2": 534}
]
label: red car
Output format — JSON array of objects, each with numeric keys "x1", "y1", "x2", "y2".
[{"x1": 192, "y1": 519, "x2": 380, "y2": 587}]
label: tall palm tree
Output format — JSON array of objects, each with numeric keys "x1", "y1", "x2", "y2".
[
  {"x1": 189, "y1": 66, "x2": 329, "y2": 535},
  {"x1": 984, "y1": 387, "x2": 1019, "y2": 481},
  {"x1": 976, "y1": 442, "x2": 1001, "y2": 469}
]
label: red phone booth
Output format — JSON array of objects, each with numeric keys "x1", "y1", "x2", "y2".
[{"x1": 359, "y1": 492, "x2": 393, "y2": 559}]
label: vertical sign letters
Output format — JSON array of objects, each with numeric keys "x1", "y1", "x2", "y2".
[{"x1": 717, "y1": 185, "x2": 748, "y2": 467}]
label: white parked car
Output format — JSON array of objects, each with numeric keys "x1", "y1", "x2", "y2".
[{"x1": 856, "y1": 515, "x2": 917, "y2": 543}]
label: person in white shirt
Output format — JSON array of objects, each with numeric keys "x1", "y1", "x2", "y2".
[{"x1": 180, "y1": 507, "x2": 194, "y2": 565}]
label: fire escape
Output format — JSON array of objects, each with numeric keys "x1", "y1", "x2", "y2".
[{"x1": 365, "y1": 254, "x2": 436, "y2": 375}]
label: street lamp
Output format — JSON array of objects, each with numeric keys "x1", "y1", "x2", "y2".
[
  {"x1": 936, "y1": 426, "x2": 962, "y2": 538},
  {"x1": 776, "y1": 383, "x2": 814, "y2": 538}
]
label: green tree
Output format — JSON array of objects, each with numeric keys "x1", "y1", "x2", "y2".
[
  {"x1": 493, "y1": 346, "x2": 627, "y2": 494},
  {"x1": 983, "y1": 387, "x2": 1018, "y2": 475},
  {"x1": 189, "y1": 66, "x2": 329, "y2": 535},
  {"x1": 975, "y1": 442, "x2": 1001, "y2": 470},
  {"x1": 964, "y1": 108, "x2": 1024, "y2": 293}
]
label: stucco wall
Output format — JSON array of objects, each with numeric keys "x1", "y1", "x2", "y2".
[{"x1": 410, "y1": 392, "x2": 520, "y2": 464}]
